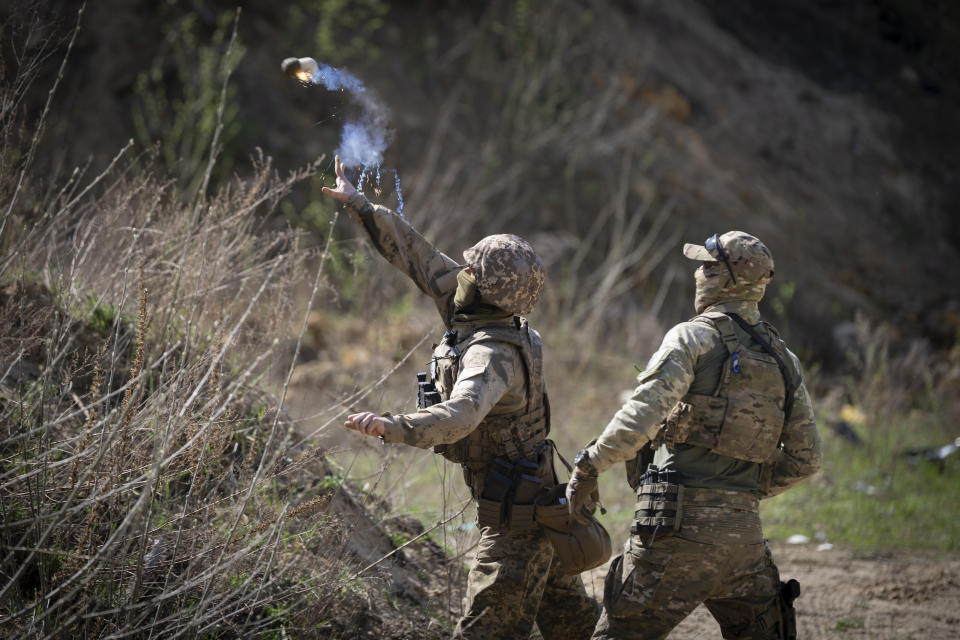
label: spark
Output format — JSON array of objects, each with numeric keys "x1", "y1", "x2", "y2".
[
  {"x1": 358, "y1": 164, "x2": 369, "y2": 194},
  {"x1": 394, "y1": 170, "x2": 404, "y2": 214}
]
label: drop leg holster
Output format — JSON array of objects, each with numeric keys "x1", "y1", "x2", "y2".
[
  {"x1": 754, "y1": 578, "x2": 800, "y2": 639},
  {"x1": 778, "y1": 578, "x2": 800, "y2": 640}
]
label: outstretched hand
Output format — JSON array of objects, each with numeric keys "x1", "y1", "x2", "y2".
[
  {"x1": 344, "y1": 411, "x2": 385, "y2": 438},
  {"x1": 321, "y1": 155, "x2": 359, "y2": 203}
]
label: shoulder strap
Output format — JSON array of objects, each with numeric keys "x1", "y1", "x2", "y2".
[
  {"x1": 724, "y1": 313, "x2": 800, "y2": 423},
  {"x1": 696, "y1": 311, "x2": 741, "y2": 356},
  {"x1": 689, "y1": 312, "x2": 740, "y2": 397}
]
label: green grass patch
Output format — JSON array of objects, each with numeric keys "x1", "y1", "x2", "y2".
[
  {"x1": 762, "y1": 416, "x2": 960, "y2": 552},
  {"x1": 833, "y1": 616, "x2": 865, "y2": 632}
]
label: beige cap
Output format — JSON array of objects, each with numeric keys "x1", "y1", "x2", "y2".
[{"x1": 683, "y1": 231, "x2": 775, "y2": 282}]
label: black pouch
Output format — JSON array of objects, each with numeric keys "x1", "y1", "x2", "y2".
[
  {"x1": 630, "y1": 466, "x2": 683, "y2": 540},
  {"x1": 478, "y1": 464, "x2": 513, "y2": 529}
]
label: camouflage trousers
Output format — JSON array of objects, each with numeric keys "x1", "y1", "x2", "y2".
[
  {"x1": 591, "y1": 533, "x2": 785, "y2": 640},
  {"x1": 453, "y1": 524, "x2": 600, "y2": 640}
]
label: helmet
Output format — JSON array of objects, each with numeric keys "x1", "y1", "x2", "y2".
[
  {"x1": 462, "y1": 234, "x2": 545, "y2": 315},
  {"x1": 683, "y1": 231, "x2": 774, "y2": 283}
]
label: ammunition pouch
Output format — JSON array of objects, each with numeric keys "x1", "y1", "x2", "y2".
[
  {"x1": 530, "y1": 441, "x2": 612, "y2": 575},
  {"x1": 630, "y1": 466, "x2": 683, "y2": 541},
  {"x1": 476, "y1": 457, "x2": 544, "y2": 532}
]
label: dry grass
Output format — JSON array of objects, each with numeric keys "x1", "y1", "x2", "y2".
[{"x1": 0, "y1": 12, "x2": 457, "y2": 639}]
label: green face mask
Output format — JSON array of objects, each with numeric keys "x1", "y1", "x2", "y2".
[{"x1": 454, "y1": 269, "x2": 479, "y2": 312}]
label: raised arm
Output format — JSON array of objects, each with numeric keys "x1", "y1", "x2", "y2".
[{"x1": 322, "y1": 155, "x2": 462, "y2": 326}]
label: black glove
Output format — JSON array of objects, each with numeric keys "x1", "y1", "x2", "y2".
[{"x1": 565, "y1": 469, "x2": 599, "y2": 525}]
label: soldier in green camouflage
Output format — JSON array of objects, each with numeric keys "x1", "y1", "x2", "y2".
[
  {"x1": 322, "y1": 156, "x2": 599, "y2": 640},
  {"x1": 568, "y1": 231, "x2": 822, "y2": 640}
]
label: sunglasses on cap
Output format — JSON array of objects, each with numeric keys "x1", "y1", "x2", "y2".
[{"x1": 704, "y1": 233, "x2": 737, "y2": 284}]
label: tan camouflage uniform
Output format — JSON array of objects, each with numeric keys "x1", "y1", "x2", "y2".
[
  {"x1": 343, "y1": 193, "x2": 599, "y2": 640},
  {"x1": 576, "y1": 231, "x2": 822, "y2": 640}
]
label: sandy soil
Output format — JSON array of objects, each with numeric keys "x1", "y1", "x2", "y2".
[{"x1": 581, "y1": 542, "x2": 960, "y2": 639}]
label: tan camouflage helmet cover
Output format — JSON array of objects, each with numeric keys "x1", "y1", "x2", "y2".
[
  {"x1": 683, "y1": 231, "x2": 775, "y2": 283},
  {"x1": 462, "y1": 234, "x2": 545, "y2": 315}
]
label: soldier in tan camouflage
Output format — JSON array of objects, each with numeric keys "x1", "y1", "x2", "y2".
[
  {"x1": 322, "y1": 156, "x2": 599, "y2": 640},
  {"x1": 567, "y1": 231, "x2": 822, "y2": 640}
]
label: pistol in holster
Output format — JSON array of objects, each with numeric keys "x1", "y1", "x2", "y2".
[{"x1": 778, "y1": 578, "x2": 800, "y2": 640}]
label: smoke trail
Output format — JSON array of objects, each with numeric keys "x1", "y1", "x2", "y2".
[
  {"x1": 285, "y1": 57, "x2": 392, "y2": 170},
  {"x1": 304, "y1": 61, "x2": 366, "y2": 94}
]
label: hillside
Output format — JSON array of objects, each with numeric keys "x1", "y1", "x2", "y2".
[{"x1": 6, "y1": 0, "x2": 960, "y2": 357}]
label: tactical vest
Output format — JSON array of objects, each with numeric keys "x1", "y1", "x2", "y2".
[
  {"x1": 659, "y1": 312, "x2": 801, "y2": 464},
  {"x1": 430, "y1": 318, "x2": 549, "y2": 471}
]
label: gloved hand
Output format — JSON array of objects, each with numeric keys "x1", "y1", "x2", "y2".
[{"x1": 566, "y1": 469, "x2": 599, "y2": 525}]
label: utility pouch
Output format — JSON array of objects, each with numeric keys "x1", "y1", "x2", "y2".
[
  {"x1": 514, "y1": 458, "x2": 540, "y2": 483},
  {"x1": 513, "y1": 473, "x2": 542, "y2": 504},
  {"x1": 509, "y1": 473, "x2": 542, "y2": 530},
  {"x1": 477, "y1": 459, "x2": 514, "y2": 528},
  {"x1": 478, "y1": 468, "x2": 512, "y2": 529},
  {"x1": 534, "y1": 485, "x2": 612, "y2": 575},
  {"x1": 480, "y1": 469, "x2": 512, "y2": 502},
  {"x1": 662, "y1": 401, "x2": 698, "y2": 446},
  {"x1": 476, "y1": 498, "x2": 503, "y2": 529},
  {"x1": 630, "y1": 466, "x2": 684, "y2": 540}
]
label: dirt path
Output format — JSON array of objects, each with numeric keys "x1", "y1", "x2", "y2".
[{"x1": 582, "y1": 543, "x2": 960, "y2": 639}]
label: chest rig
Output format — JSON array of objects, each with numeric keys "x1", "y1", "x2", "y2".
[
  {"x1": 428, "y1": 317, "x2": 549, "y2": 472},
  {"x1": 659, "y1": 312, "x2": 801, "y2": 464}
]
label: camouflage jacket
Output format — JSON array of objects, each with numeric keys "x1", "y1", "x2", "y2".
[
  {"x1": 343, "y1": 194, "x2": 531, "y2": 450},
  {"x1": 583, "y1": 300, "x2": 821, "y2": 498}
]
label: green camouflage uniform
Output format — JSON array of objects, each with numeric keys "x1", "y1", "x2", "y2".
[
  {"x1": 577, "y1": 232, "x2": 822, "y2": 640},
  {"x1": 343, "y1": 193, "x2": 599, "y2": 640}
]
